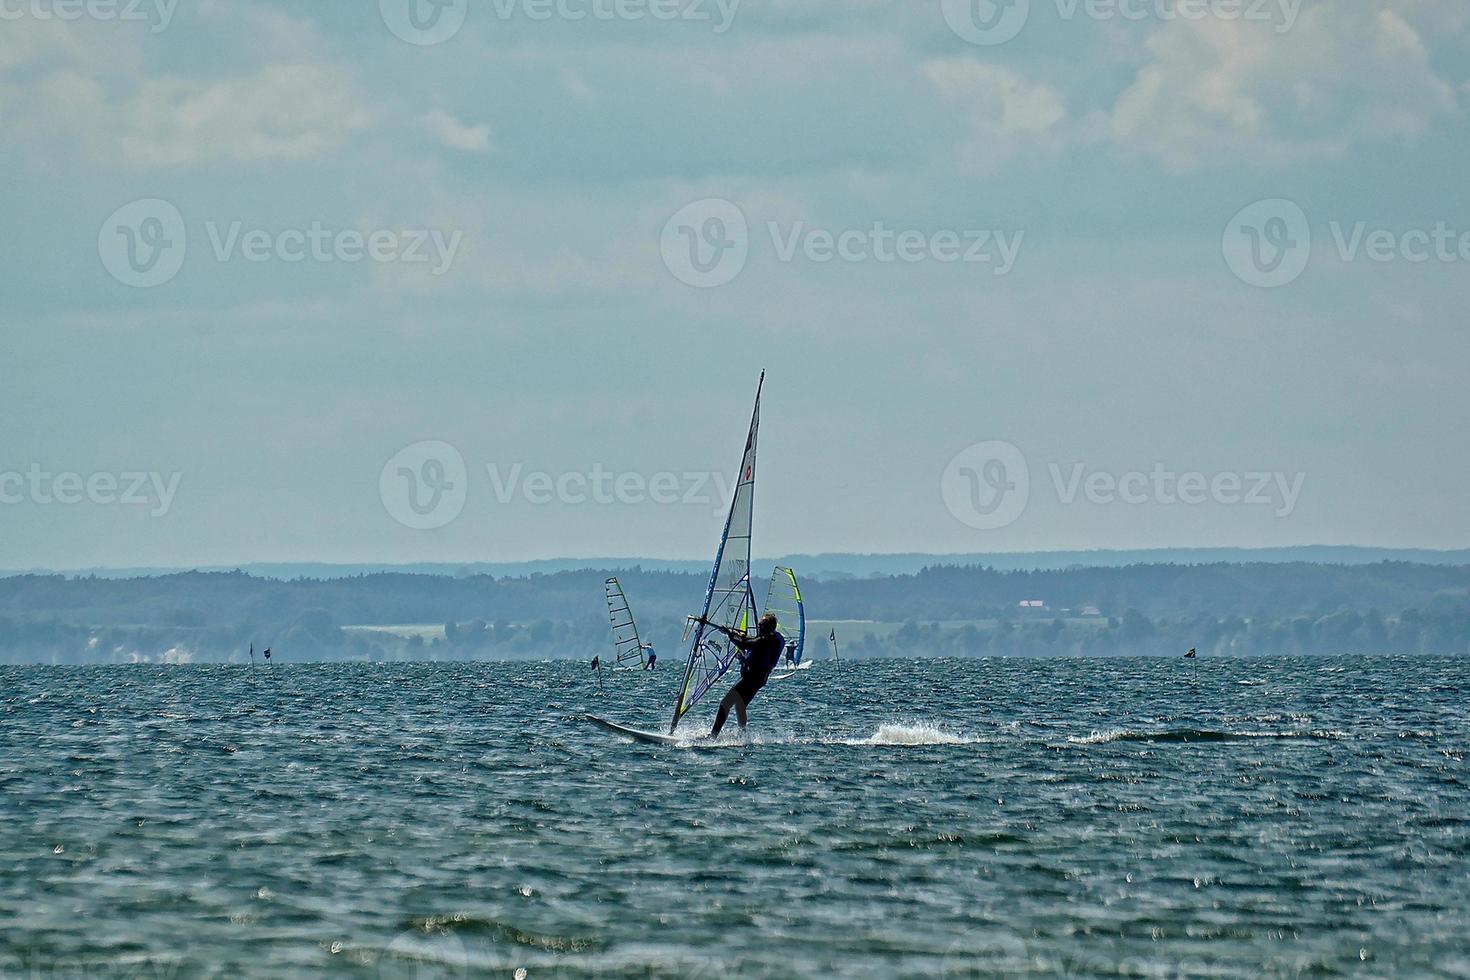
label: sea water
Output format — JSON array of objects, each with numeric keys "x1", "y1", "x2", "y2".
[{"x1": 2, "y1": 656, "x2": 1467, "y2": 977}]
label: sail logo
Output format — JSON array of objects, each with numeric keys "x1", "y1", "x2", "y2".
[
  {"x1": 379, "y1": 442, "x2": 469, "y2": 530},
  {"x1": 1222, "y1": 199, "x2": 1311, "y2": 288},
  {"x1": 98, "y1": 199, "x2": 187, "y2": 288},
  {"x1": 379, "y1": 0, "x2": 468, "y2": 45},
  {"x1": 661, "y1": 198, "x2": 750, "y2": 288},
  {"x1": 942, "y1": 441, "x2": 1030, "y2": 530}
]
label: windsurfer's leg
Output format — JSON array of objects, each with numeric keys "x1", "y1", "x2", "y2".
[
  {"x1": 710, "y1": 687, "x2": 737, "y2": 738},
  {"x1": 735, "y1": 694, "x2": 748, "y2": 729}
]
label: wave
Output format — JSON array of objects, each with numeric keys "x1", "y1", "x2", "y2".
[
  {"x1": 841, "y1": 723, "x2": 980, "y2": 746},
  {"x1": 1068, "y1": 727, "x2": 1350, "y2": 745}
]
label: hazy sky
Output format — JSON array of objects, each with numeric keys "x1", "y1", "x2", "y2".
[{"x1": 2, "y1": 0, "x2": 1468, "y2": 568}]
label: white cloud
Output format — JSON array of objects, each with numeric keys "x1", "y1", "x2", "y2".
[
  {"x1": 120, "y1": 64, "x2": 372, "y2": 167},
  {"x1": 923, "y1": 59, "x2": 1070, "y2": 169},
  {"x1": 1109, "y1": 5, "x2": 1461, "y2": 171},
  {"x1": 0, "y1": 8, "x2": 369, "y2": 170},
  {"x1": 422, "y1": 108, "x2": 494, "y2": 154}
]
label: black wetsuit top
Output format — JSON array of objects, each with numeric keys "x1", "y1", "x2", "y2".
[{"x1": 730, "y1": 630, "x2": 784, "y2": 702}]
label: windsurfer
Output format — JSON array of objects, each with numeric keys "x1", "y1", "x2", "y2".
[{"x1": 705, "y1": 613, "x2": 784, "y2": 738}]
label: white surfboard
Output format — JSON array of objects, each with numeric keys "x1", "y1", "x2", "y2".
[{"x1": 586, "y1": 715, "x2": 693, "y2": 746}]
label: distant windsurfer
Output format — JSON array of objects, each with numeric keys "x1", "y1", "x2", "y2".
[
  {"x1": 704, "y1": 613, "x2": 784, "y2": 739},
  {"x1": 644, "y1": 646, "x2": 657, "y2": 669}
]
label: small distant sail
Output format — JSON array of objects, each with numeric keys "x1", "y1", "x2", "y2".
[
  {"x1": 671, "y1": 373, "x2": 763, "y2": 733},
  {"x1": 764, "y1": 566, "x2": 805, "y2": 665},
  {"x1": 604, "y1": 577, "x2": 648, "y2": 669}
]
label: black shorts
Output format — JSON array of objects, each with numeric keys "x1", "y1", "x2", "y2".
[{"x1": 733, "y1": 673, "x2": 768, "y2": 705}]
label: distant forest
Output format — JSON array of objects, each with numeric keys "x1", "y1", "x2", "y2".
[{"x1": 2, "y1": 561, "x2": 1469, "y2": 665}]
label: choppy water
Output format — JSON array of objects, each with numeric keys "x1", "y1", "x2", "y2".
[{"x1": 2, "y1": 656, "x2": 1468, "y2": 978}]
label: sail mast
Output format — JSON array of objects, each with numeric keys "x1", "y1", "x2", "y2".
[
  {"x1": 604, "y1": 577, "x2": 647, "y2": 669},
  {"x1": 670, "y1": 372, "x2": 764, "y2": 732}
]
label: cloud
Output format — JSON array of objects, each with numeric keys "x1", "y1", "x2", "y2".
[
  {"x1": 422, "y1": 108, "x2": 494, "y2": 154},
  {"x1": 120, "y1": 64, "x2": 372, "y2": 167},
  {"x1": 923, "y1": 59, "x2": 1070, "y2": 170},
  {"x1": 0, "y1": 9, "x2": 369, "y2": 170},
  {"x1": 1109, "y1": 5, "x2": 1461, "y2": 171}
]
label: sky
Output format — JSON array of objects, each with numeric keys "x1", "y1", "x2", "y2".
[{"x1": 1, "y1": 0, "x2": 1468, "y2": 569}]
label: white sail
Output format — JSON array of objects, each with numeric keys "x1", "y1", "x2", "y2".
[
  {"x1": 670, "y1": 373, "x2": 763, "y2": 732},
  {"x1": 604, "y1": 577, "x2": 647, "y2": 669}
]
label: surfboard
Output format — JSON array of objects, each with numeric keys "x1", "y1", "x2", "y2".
[{"x1": 586, "y1": 715, "x2": 696, "y2": 746}]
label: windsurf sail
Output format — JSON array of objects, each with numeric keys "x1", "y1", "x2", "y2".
[
  {"x1": 764, "y1": 566, "x2": 805, "y2": 665},
  {"x1": 670, "y1": 373, "x2": 763, "y2": 733},
  {"x1": 604, "y1": 577, "x2": 647, "y2": 669}
]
